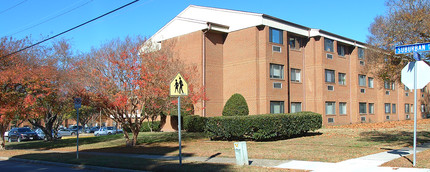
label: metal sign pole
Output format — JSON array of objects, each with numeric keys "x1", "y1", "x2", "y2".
[
  {"x1": 413, "y1": 58, "x2": 417, "y2": 167},
  {"x1": 178, "y1": 96, "x2": 182, "y2": 165},
  {"x1": 76, "y1": 108, "x2": 79, "y2": 159}
]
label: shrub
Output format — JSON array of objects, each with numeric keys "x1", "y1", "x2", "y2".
[
  {"x1": 141, "y1": 121, "x2": 161, "y2": 132},
  {"x1": 183, "y1": 115, "x2": 207, "y2": 132},
  {"x1": 222, "y1": 93, "x2": 249, "y2": 116},
  {"x1": 205, "y1": 111, "x2": 322, "y2": 141}
]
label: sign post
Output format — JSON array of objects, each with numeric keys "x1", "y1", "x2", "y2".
[
  {"x1": 397, "y1": 43, "x2": 430, "y2": 166},
  {"x1": 169, "y1": 73, "x2": 188, "y2": 165},
  {"x1": 74, "y1": 98, "x2": 82, "y2": 159}
]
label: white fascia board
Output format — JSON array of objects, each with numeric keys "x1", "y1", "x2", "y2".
[
  {"x1": 262, "y1": 18, "x2": 309, "y2": 37},
  {"x1": 310, "y1": 29, "x2": 367, "y2": 48},
  {"x1": 151, "y1": 17, "x2": 207, "y2": 43},
  {"x1": 179, "y1": 5, "x2": 263, "y2": 32}
]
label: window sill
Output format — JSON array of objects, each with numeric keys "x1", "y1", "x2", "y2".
[
  {"x1": 270, "y1": 78, "x2": 285, "y2": 81},
  {"x1": 290, "y1": 48, "x2": 301, "y2": 52},
  {"x1": 291, "y1": 81, "x2": 302, "y2": 84}
]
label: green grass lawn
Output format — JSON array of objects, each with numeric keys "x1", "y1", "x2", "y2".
[{"x1": 2, "y1": 119, "x2": 430, "y2": 170}]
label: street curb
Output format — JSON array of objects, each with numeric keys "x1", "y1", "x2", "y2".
[{"x1": 0, "y1": 156, "x2": 146, "y2": 172}]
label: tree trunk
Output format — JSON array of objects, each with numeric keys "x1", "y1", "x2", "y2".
[
  {"x1": 0, "y1": 132, "x2": 5, "y2": 150},
  {"x1": 125, "y1": 130, "x2": 139, "y2": 147}
]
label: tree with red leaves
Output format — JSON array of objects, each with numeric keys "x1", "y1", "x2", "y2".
[
  {"x1": 0, "y1": 37, "x2": 34, "y2": 150},
  {"x1": 76, "y1": 37, "x2": 204, "y2": 147}
]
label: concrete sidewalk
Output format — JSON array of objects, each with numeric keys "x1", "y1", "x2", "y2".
[{"x1": 276, "y1": 142, "x2": 430, "y2": 172}]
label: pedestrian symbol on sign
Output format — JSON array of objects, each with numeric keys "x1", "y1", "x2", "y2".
[{"x1": 170, "y1": 73, "x2": 188, "y2": 96}]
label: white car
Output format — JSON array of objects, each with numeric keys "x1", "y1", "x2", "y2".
[
  {"x1": 94, "y1": 127, "x2": 116, "y2": 136},
  {"x1": 58, "y1": 128, "x2": 76, "y2": 136}
]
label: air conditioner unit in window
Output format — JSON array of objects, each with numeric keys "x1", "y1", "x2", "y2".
[
  {"x1": 328, "y1": 85, "x2": 334, "y2": 91},
  {"x1": 359, "y1": 61, "x2": 365, "y2": 65},
  {"x1": 273, "y1": 82, "x2": 282, "y2": 88},
  {"x1": 386, "y1": 91, "x2": 390, "y2": 95},
  {"x1": 326, "y1": 54, "x2": 333, "y2": 59},
  {"x1": 360, "y1": 88, "x2": 365, "y2": 93},
  {"x1": 272, "y1": 45, "x2": 281, "y2": 52}
]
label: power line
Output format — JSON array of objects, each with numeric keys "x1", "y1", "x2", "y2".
[
  {"x1": 7, "y1": 0, "x2": 93, "y2": 37},
  {"x1": 0, "y1": 0, "x2": 28, "y2": 15},
  {"x1": 2, "y1": 0, "x2": 140, "y2": 58}
]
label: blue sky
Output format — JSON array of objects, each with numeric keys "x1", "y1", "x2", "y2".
[{"x1": 0, "y1": 0, "x2": 387, "y2": 53}]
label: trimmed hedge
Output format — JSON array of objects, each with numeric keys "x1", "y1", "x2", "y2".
[
  {"x1": 183, "y1": 115, "x2": 207, "y2": 132},
  {"x1": 123, "y1": 121, "x2": 161, "y2": 132},
  {"x1": 205, "y1": 111, "x2": 322, "y2": 141},
  {"x1": 141, "y1": 121, "x2": 161, "y2": 132},
  {"x1": 222, "y1": 93, "x2": 249, "y2": 116}
]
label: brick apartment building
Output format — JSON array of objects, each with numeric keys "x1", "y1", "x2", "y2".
[{"x1": 150, "y1": 5, "x2": 429, "y2": 125}]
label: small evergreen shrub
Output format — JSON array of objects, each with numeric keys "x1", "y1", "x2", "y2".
[
  {"x1": 183, "y1": 115, "x2": 207, "y2": 132},
  {"x1": 205, "y1": 111, "x2": 322, "y2": 141},
  {"x1": 222, "y1": 93, "x2": 249, "y2": 116},
  {"x1": 140, "y1": 121, "x2": 161, "y2": 132}
]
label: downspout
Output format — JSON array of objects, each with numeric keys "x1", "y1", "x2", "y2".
[{"x1": 202, "y1": 23, "x2": 211, "y2": 117}]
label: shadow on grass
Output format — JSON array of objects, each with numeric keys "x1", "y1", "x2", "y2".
[
  {"x1": 81, "y1": 144, "x2": 194, "y2": 157},
  {"x1": 11, "y1": 152, "x2": 234, "y2": 172},
  {"x1": 6, "y1": 132, "x2": 207, "y2": 150},
  {"x1": 359, "y1": 131, "x2": 430, "y2": 146}
]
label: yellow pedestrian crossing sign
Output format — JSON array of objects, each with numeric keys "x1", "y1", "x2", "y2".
[{"x1": 170, "y1": 73, "x2": 188, "y2": 96}]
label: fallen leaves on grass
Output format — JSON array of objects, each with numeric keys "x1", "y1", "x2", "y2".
[{"x1": 327, "y1": 119, "x2": 430, "y2": 129}]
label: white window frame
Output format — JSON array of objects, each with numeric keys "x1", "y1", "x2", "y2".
[
  {"x1": 338, "y1": 73, "x2": 346, "y2": 85},
  {"x1": 270, "y1": 64, "x2": 284, "y2": 79},
  {"x1": 291, "y1": 68, "x2": 301, "y2": 82},
  {"x1": 291, "y1": 102, "x2": 302, "y2": 113},
  {"x1": 368, "y1": 77, "x2": 374, "y2": 88},
  {"x1": 339, "y1": 102, "x2": 347, "y2": 115},
  {"x1": 325, "y1": 102, "x2": 336, "y2": 115}
]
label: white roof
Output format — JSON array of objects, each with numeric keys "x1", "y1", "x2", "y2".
[{"x1": 150, "y1": 5, "x2": 365, "y2": 48}]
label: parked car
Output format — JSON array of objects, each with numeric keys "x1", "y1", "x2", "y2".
[
  {"x1": 58, "y1": 128, "x2": 76, "y2": 136},
  {"x1": 7, "y1": 127, "x2": 38, "y2": 142},
  {"x1": 88, "y1": 126, "x2": 100, "y2": 133},
  {"x1": 94, "y1": 127, "x2": 116, "y2": 136},
  {"x1": 35, "y1": 128, "x2": 62, "y2": 140},
  {"x1": 68, "y1": 126, "x2": 83, "y2": 134}
]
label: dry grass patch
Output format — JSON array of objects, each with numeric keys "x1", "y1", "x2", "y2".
[{"x1": 382, "y1": 149, "x2": 430, "y2": 168}]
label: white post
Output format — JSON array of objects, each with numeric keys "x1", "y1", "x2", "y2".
[{"x1": 413, "y1": 60, "x2": 417, "y2": 167}]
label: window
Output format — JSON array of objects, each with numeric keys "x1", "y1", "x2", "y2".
[
  {"x1": 386, "y1": 91, "x2": 390, "y2": 95},
  {"x1": 384, "y1": 81, "x2": 390, "y2": 89},
  {"x1": 270, "y1": 101, "x2": 284, "y2": 114},
  {"x1": 422, "y1": 104, "x2": 426, "y2": 112},
  {"x1": 359, "y1": 102, "x2": 367, "y2": 114},
  {"x1": 405, "y1": 104, "x2": 410, "y2": 113},
  {"x1": 338, "y1": 73, "x2": 346, "y2": 85},
  {"x1": 361, "y1": 116, "x2": 366, "y2": 122},
  {"x1": 291, "y1": 102, "x2": 302, "y2": 113},
  {"x1": 273, "y1": 82, "x2": 282, "y2": 88},
  {"x1": 328, "y1": 118, "x2": 334, "y2": 123},
  {"x1": 386, "y1": 115, "x2": 390, "y2": 120},
  {"x1": 405, "y1": 86, "x2": 409, "y2": 91},
  {"x1": 406, "y1": 114, "x2": 410, "y2": 119},
  {"x1": 272, "y1": 45, "x2": 281, "y2": 52},
  {"x1": 406, "y1": 92, "x2": 409, "y2": 96},
  {"x1": 385, "y1": 103, "x2": 391, "y2": 114},
  {"x1": 328, "y1": 85, "x2": 334, "y2": 91},
  {"x1": 289, "y1": 37, "x2": 301, "y2": 50},
  {"x1": 325, "y1": 69, "x2": 335, "y2": 83},
  {"x1": 392, "y1": 83, "x2": 395, "y2": 90},
  {"x1": 358, "y1": 47, "x2": 365, "y2": 59},
  {"x1": 326, "y1": 54, "x2": 333, "y2": 59},
  {"x1": 359, "y1": 75, "x2": 366, "y2": 87},
  {"x1": 291, "y1": 68, "x2": 301, "y2": 82},
  {"x1": 337, "y1": 44, "x2": 346, "y2": 56},
  {"x1": 411, "y1": 104, "x2": 414, "y2": 113},
  {"x1": 325, "y1": 102, "x2": 336, "y2": 115},
  {"x1": 339, "y1": 102, "x2": 347, "y2": 115},
  {"x1": 270, "y1": 64, "x2": 284, "y2": 79},
  {"x1": 369, "y1": 103, "x2": 374, "y2": 114},
  {"x1": 360, "y1": 61, "x2": 365, "y2": 66},
  {"x1": 360, "y1": 88, "x2": 365, "y2": 93},
  {"x1": 392, "y1": 104, "x2": 396, "y2": 113},
  {"x1": 368, "y1": 77, "x2": 374, "y2": 88},
  {"x1": 324, "y1": 38, "x2": 334, "y2": 52},
  {"x1": 270, "y1": 28, "x2": 283, "y2": 44}
]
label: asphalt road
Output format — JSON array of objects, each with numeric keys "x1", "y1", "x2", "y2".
[{"x1": 0, "y1": 159, "x2": 96, "y2": 172}]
